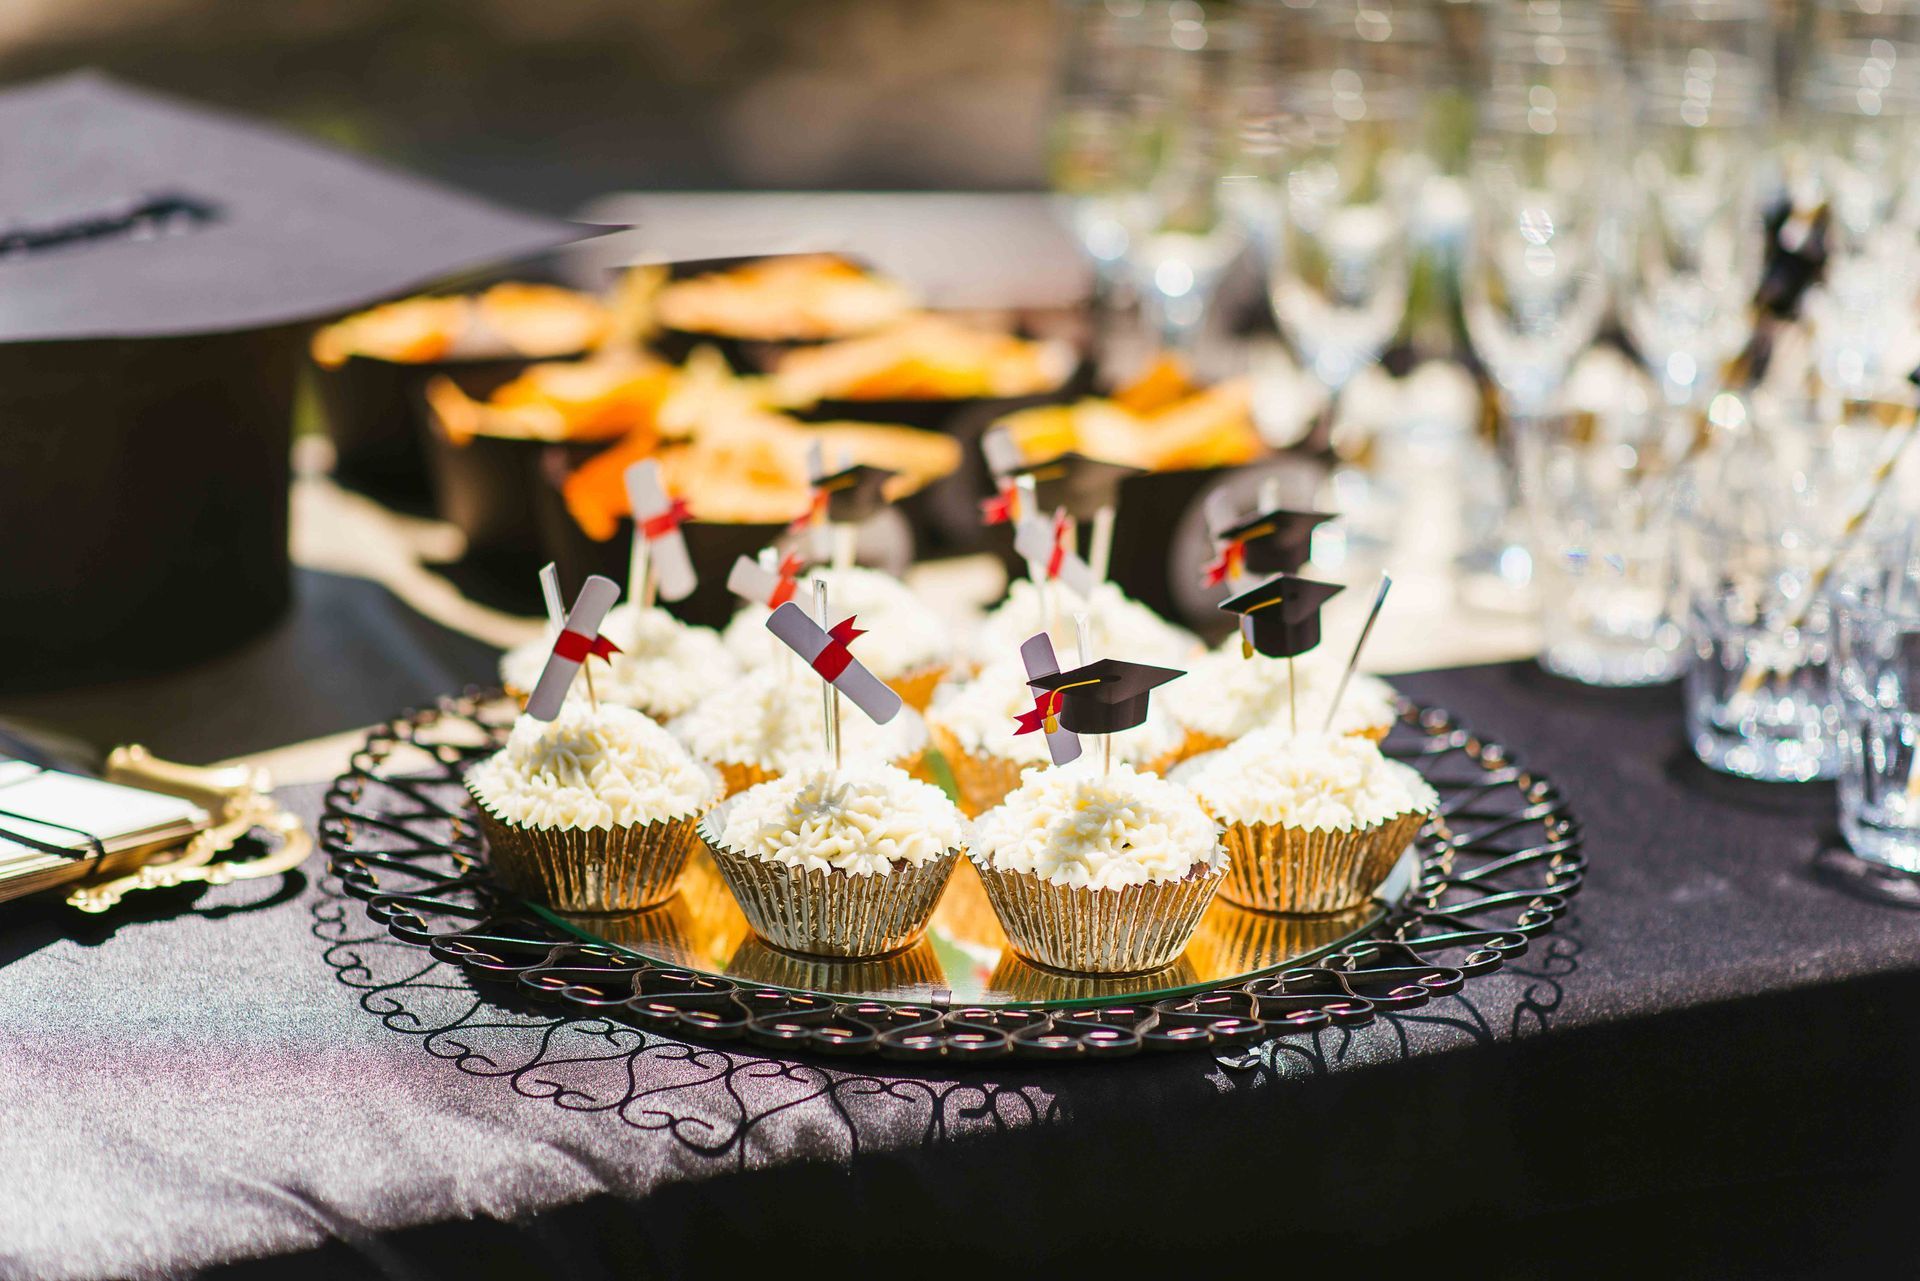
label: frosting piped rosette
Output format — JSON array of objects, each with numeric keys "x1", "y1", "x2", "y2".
[
  {"x1": 701, "y1": 763, "x2": 964, "y2": 958},
  {"x1": 969, "y1": 763, "x2": 1226, "y2": 974},
  {"x1": 1165, "y1": 644, "x2": 1398, "y2": 757},
  {"x1": 466, "y1": 702, "x2": 720, "y2": 912},
  {"x1": 968, "y1": 579, "x2": 1199, "y2": 670},
  {"x1": 501, "y1": 604, "x2": 739, "y2": 722},
  {"x1": 672, "y1": 666, "x2": 926, "y2": 793},
  {"x1": 1180, "y1": 729, "x2": 1436, "y2": 914},
  {"x1": 718, "y1": 764, "x2": 961, "y2": 877},
  {"x1": 724, "y1": 565, "x2": 950, "y2": 706}
]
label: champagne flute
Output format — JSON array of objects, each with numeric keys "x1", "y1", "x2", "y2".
[
  {"x1": 1047, "y1": 1, "x2": 1155, "y2": 309},
  {"x1": 1116, "y1": 2, "x2": 1250, "y2": 364},
  {"x1": 1622, "y1": 0, "x2": 1772, "y2": 408}
]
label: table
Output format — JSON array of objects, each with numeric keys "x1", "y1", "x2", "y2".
[
  {"x1": 4, "y1": 192, "x2": 1916, "y2": 1278},
  {"x1": 3, "y1": 563, "x2": 1919, "y2": 1276}
]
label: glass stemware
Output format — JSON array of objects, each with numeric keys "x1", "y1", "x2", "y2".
[
  {"x1": 1622, "y1": 0, "x2": 1773, "y2": 408},
  {"x1": 1048, "y1": 0, "x2": 1156, "y2": 298}
]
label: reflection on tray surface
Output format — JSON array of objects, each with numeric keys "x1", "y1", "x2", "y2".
[{"x1": 552, "y1": 847, "x2": 1393, "y2": 1009}]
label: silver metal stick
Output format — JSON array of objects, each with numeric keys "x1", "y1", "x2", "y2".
[{"x1": 1324, "y1": 574, "x2": 1393, "y2": 734}]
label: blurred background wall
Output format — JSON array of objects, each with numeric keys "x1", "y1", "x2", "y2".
[{"x1": 0, "y1": 0, "x2": 1058, "y2": 212}]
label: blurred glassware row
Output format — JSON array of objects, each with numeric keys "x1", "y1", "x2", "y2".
[{"x1": 1044, "y1": 0, "x2": 1920, "y2": 839}]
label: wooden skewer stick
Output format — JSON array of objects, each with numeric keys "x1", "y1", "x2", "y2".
[
  {"x1": 538, "y1": 562, "x2": 564, "y2": 640},
  {"x1": 1087, "y1": 505, "x2": 1116, "y2": 589},
  {"x1": 1733, "y1": 418, "x2": 1919, "y2": 703},
  {"x1": 814, "y1": 578, "x2": 842, "y2": 770},
  {"x1": 1325, "y1": 574, "x2": 1394, "y2": 735}
]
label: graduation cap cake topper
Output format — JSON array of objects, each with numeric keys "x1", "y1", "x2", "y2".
[
  {"x1": 1220, "y1": 573, "x2": 1345, "y2": 661},
  {"x1": 1203, "y1": 489, "x2": 1336, "y2": 585},
  {"x1": 1025, "y1": 658, "x2": 1184, "y2": 738}
]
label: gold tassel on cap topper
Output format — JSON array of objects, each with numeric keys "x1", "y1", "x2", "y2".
[
  {"x1": 623, "y1": 458, "x2": 697, "y2": 607},
  {"x1": 524, "y1": 574, "x2": 624, "y2": 720},
  {"x1": 1217, "y1": 571, "x2": 1345, "y2": 735},
  {"x1": 1201, "y1": 488, "x2": 1337, "y2": 588}
]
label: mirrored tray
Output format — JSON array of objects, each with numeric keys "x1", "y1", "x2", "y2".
[
  {"x1": 531, "y1": 847, "x2": 1414, "y2": 1010},
  {"x1": 322, "y1": 692, "x2": 1585, "y2": 1063}
]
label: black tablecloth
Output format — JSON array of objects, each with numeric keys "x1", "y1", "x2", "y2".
[{"x1": 4, "y1": 579, "x2": 1920, "y2": 1278}]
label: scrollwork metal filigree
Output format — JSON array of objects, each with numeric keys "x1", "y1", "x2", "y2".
[{"x1": 318, "y1": 692, "x2": 1583, "y2": 1064}]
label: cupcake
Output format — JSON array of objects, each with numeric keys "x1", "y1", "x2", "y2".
[
  {"x1": 925, "y1": 660, "x2": 1185, "y2": 816},
  {"x1": 724, "y1": 565, "x2": 951, "y2": 709},
  {"x1": 500, "y1": 604, "x2": 740, "y2": 723},
  {"x1": 969, "y1": 579, "x2": 1200, "y2": 670},
  {"x1": 1165, "y1": 644, "x2": 1400, "y2": 760},
  {"x1": 969, "y1": 763, "x2": 1226, "y2": 975},
  {"x1": 1182, "y1": 729, "x2": 1437, "y2": 915},
  {"x1": 701, "y1": 762, "x2": 965, "y2": 958},
  {"x1": 466, "y1": 702, "x2": 721, "y2": 912},
  {"x1": 669, "y1": 665, "x2": 929, "y2": 795}
]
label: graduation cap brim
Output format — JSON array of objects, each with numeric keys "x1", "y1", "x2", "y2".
[
  {"x1": 0, "y1": 73, "x2": 591, "y2": 342},
  {"x1": 1215, "y1": 508, "x2": 1336, "y2": 575},
  {"x1": 814, "y1": 463, "x2": 899, "y2": 523},
  {"x1": 1022, "y1": 451, "x2": 1144, "y2": 521},
  {"x1": 1219, "y1": 574, "x2": 1346, "y2": 659},
  {"x1": 1027, "y1": 658, "x2": 1184, "y2": 736}
]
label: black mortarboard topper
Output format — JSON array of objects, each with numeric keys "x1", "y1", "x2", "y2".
[
  {"x1": 1220, "y1": 574, "x2": 1346, "y2": 660},
  {"x1": 1026, "y1": 658, "x2": 1184, "y2": 736},
  {"x1": 1205, "y1": 502, "x2": 1337, "y2": 583},
  {"x1": 814, "y1": 462, "x2": 899, "y2": 525},
  {"x1": 0, "y1": 73, "x2": 581, "y2": 687},
  {"x1": 1019, "y1": 452, "x2": 1144, "y2": 523}
]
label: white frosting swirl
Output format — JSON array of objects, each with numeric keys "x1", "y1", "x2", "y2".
[
  {"x1": 467, "y1": 703, "x2": 718, "y2": 831},
  {"x1": 969, "y1": 580, "x2": 1199, "y2": 669},
  {"x1": 717, "y1": 763, "x2": 962, "y2": 876},
  {"x1": 671, "y1": 666, "x2": 924, "y2": 772},
  {"x1": 1166, "y1": 646, "x2": 1398, "y2": 742},
  {"x1": 927, "y1": 659, "x2": 1181, "y2": 768},
  {"x1": 971, "y1": 763, "x2": 1222, "y2": 890},
  {"x1": 500, "y1": 605, "x2": 739, "y2": 721},
  {"x1": 1183, "y1": 729, "x2": 1437, "y2": 831},
  {"x1": 725, "y1": 566, "x2": 949, "y2": 680}
]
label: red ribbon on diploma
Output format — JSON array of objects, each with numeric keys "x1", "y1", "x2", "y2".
[
  {"x1": 767, "y1": 553, "x2": 803, "y2": 609},
  {"x1": 1045, "y1": 511, "x2": 1072, "y2": 581},
  {"x1": 811, "y1": 616, "x2": 865, "y2": 681},
  {"x1": 553, "y1": 629, "x2": 621, "y2": 664},
  {"x1": 640, "y1": 496, "x2": 691, "y2": 541},
  {"x1": 788, "y1": 489, "x2": 828, "y2": 532},
  {"x1": 1203, "y1": 539, "x2": 1246, "y2": 587},
  {"x1": 1013, "y1": 689, "x2": 1063, "y2": 736},
  {"x1": 980, "y1": 483, "x2": 1018, "y2": 526}
]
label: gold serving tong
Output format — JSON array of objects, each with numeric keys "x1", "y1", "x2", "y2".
[{"x1": 63, "y1": 746, "x2": 310, "y2": 913}]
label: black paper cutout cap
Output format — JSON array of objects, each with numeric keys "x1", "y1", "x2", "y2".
[
  {"x1": 814, "y1": 462, "x2": 898, "y2": 524},
  {"x1": 1220, "y1": 574, "x2": 1345, "y2": 659},
  {"x1": 1213, "y1": 506, "x2": 1337, "y2": 576},
  {"x1": 1026, "y1": 658, "x2": 1184, "y2": 735}
]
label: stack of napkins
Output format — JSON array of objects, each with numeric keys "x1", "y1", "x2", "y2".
[{"x1": 0, "y1": 760, "x2": 210, "y2": 901}]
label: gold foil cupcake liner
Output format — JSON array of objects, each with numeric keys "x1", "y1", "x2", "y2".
[
  {"x1": 469, "y1": 786, "x2": 710, "y2": 913},
  {"x1": 927, "y1": 723, "x2": 1032, "y2": 818},
  {"x1": 1216, "y1": 809, "x2": 1426, "y2": 915},
  {"x1": 970, "y1": 856, "x2": 1227, "y2": 976},
  {"x1": 698, "y1": 803, "x2": 962, "y2": 959},
  {"x1": 715, "y1": 759, "x2": 778, "y2": 797}
]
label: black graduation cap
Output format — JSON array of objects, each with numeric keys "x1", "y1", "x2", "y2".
[
  {"x1": 1026, "y1": 658, "x2": 1184, "y2": 736},
  {"x1": 1019, "y1": 452, "x2": 1143, "y2": 522},
  {"x1": 814, "y1": 462, "x2": 898, "y2": 524},
  {"x1": 0, "y1": 72, "x2": 584, "y2": 688},
  {"x1": 1212, "y1": 507, "x2": 1337, "y2": 577},
  {"x1": 1220, "y1": 574, "x2": 1345, "y2": 659}
]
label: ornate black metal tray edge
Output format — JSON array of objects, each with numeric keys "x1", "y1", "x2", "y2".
[{"x1": 318, "y1": 691, "x2": 1585, "y2": 1064}]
